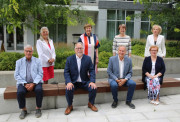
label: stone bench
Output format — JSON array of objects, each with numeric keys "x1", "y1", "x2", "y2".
[{"x1": 4, "y1": 78, "x2": 180, "y2": 99}]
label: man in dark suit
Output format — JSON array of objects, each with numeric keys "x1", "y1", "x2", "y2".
[
  {"x1": 107, "y1": 45, "x2": 136, "y2": 109},
  {"x1": 64, "y1": 42, "x2": 98, "y2": 115}
]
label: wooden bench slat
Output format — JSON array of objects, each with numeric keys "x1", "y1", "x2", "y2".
[{"x1": 4, "y1": 78, "x2": 180, "y2": 99}]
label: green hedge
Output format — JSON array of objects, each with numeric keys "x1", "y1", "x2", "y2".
[{"x1": 1, "y1": 39, "x2": 180, "y2": 70}]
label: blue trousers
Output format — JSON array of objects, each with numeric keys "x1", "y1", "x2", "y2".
[
  {"x1": 110, "y1": 79, "x2": 136, "y2": 102},
  {"x1": 66, "y1": 82, "x2": 97, "y2": 106},
  {"x1": 17, "y1": 83, "x2": 43, "y2": 109}
]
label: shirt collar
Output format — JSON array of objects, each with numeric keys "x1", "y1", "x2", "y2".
[
  {"x1": 76, "y1": 55, "x2": 83, "y2": 60},
  {"x1": 26, "y1": 57, "x2": 32, "y2": 62},
  {"x1": 85, "y1": 33, "x2": 92, "y2": 37},
  {"x1": 118, "y1": 56, "x2": 124, "y2": 61}
]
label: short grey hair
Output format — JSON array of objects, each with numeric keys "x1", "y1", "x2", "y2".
[
  {"x1": 75, "y1": 42, "x2": 83, "y2": 48},
  {"x1": 118, "y1": 45, "x2": 127, "y2": 51},
  {"x1": 24, "y1": 44, "x2": 33, "y2": 50},
  {"x1": 40, "y1": 27, "x2": 50, "y2": 41}
]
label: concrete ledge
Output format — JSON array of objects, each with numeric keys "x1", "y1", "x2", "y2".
[
  {"x1": 132, "y1": 55, "x2": 180, "y2": 74},
  {"x1": 1, "y1": 78, "x2": 180, "y2": 114}
]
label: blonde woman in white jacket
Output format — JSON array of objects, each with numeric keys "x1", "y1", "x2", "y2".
[
  {"x1": 144, "y1": 25, "x2": 166, "y2": 57},
  {"x1": 36, "y1": 27, "x2": 56, "y2": 84}
]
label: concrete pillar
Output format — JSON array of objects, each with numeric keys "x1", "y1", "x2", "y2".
[
  {"x1": 97, "y1": 9, "x2": 107, "y2": 39},
  {"x1": 134, "y1": 11, "x2": 141, "y2": 39},
  {"x1": 23, "y1": 25, "x2": 34, "y2": 48}
]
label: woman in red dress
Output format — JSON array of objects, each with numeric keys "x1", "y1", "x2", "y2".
[{"x1": 36, "y1": 27, "x2": 56, "y2": 84}]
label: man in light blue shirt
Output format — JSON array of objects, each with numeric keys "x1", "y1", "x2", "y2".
[{"x1": 14, "y1": 45, "x2": 43, "y2": 119}]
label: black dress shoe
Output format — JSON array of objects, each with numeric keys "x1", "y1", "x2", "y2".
[
  {"x1": 126, "y1": 101, "x2": 135, "y2": 109},
  {"x1": 111, "y1": 101, "x2": 118, "y2": 108}
]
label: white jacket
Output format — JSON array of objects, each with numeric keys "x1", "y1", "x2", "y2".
[
  {"x1": 144, "y1": 34, "x2": 166, "y2": 57},
  {"x1": 36, "y1": 39, "x2": 56, "y2": 67}
]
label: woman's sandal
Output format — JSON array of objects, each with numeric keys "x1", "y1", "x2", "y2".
[{"x1": 154, "y1": 101, "x2": 160, "y2": 105}]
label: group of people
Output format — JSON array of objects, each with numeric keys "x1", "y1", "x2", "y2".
[{"x1": 14, "y1": 23, "x2": 166, "y2": 119}]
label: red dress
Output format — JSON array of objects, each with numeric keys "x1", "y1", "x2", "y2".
[{"x1": 42, "y1": 43, "x2": 54, "y2": 81}]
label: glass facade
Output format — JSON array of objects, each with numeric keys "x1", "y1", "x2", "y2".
[
  {"x1": 48, "y1": 24, "x2": 67, "y2": 43},
  {"x1": 107, "y1": 10, "x2": 134, "y2": 40},
  {"x1": 140, "y1": 12, "x2": 151, "y2": 39}
]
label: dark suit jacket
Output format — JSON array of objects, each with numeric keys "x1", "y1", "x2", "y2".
[
  {"x1": 64, "y1": 54, "x2": 95, "y2": 85},
  {"x1": 142, "y1": 56, "x2": 166, "y2": 89}
]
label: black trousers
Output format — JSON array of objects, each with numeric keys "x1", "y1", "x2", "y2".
[{"x1": 17, "y1": 83, "x2": 43, "y2": 109}]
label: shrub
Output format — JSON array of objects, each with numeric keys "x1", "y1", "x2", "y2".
[
  {"x1": 99, "y1": 38, "x2": 113, "y2": 53},
  {"x1": 98, "y1": 51, "x2": 112, "y2": 68},
  {"x1": 132, "y1": 45, "x2": 145, "y2": 57}
]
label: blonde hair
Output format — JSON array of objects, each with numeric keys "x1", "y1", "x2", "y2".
[
  {"x1": 151, "y1": 25, "x2": 162, "y2": 34},
  {"x1": 149, "y1": 45, "x2": 159, "y2": 52},
  {"x1": 118, "y1": 24, "x2": 126, "y2": 30},
  {"x1": 40, "y1": 27, "x2": 50, "y2": 41},
  {"x1": 84, "y1": 24, "x2": 92, "y2": 30}
]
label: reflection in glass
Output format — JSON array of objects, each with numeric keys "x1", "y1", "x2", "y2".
[
  {"x1": 107, "y1": 21, "x2": 115, "y2": 40},
  {"x1": 107, "y1": 10, "x2": 116, "y2": 20}
]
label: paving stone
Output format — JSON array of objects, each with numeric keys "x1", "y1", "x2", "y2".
[
  {"x1": 143, "y1": 110, "x2": 180, "y2": 119},
  {"x1": 68, "y1": 116, "x2": 108, "y2": 122},
  {"x1": 0, "y1": 114, "x2": 11, "y2": 122},
  {"x1": 131, "y1": 119, "x2": 171, "y2": 122},
  {"x1": 168, "y1": 117, "x2": 180, "y2": 122},
  {"x1": 107, "y1": 113, "x2": 146, "y2": 122},
  {"x1": 48, "y1": 108, "x2": 67, "y2": 119}
]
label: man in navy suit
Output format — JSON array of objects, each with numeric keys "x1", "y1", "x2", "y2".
[
  {"x1": 107, "y1": 45, "x2": 136, "y2": 109},
  {"x1": 64, "y1": 42, "x2": 98, "y2": 115}
]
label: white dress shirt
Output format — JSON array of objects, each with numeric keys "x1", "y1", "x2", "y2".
[
  {"x1": 118, "y1": 56, "x2": 124, "y2": 79},
  {"x1": 76, "y1": 55, "x2": 82, "y2": 82}
]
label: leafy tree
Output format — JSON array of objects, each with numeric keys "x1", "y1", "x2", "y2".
[
  {"x1": 134, "y1": 0, "x2": 180, "y2": 40},
  {"x1": 0, "y1": 0, "x2": 94, "y2": 33}
]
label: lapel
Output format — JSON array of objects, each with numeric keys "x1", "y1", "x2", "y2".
[
  {"x1": 73, "y1": 55, "x2": 78, "y2": 71},
  {"x1": 80, "y1": 54, "x2": 85, "y2": 72},
  {"x1": 115, "y1": 55, "x2": 120, "y2": 76},
  {"x1": 42, "y1": 39, "x2": 52, "y2": 54},
  {"x1": 123, "y1": 56, "x2": 128, "y2": 75},
  {"x1": 30, "y1": 57, "x2": 34, "y2": 78},
  {"x1": 22, "y1": 57, "x2": 27, "y2": 79}
]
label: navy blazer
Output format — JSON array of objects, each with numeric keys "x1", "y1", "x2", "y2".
[
  {"x1": 142, "y1": 56, "x2": 166, "y2": 87},
  {"x1": 64, "y1": 54, "x2": 95, "y2": 84}
]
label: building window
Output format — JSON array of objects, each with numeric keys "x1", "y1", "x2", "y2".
[
  {"x1": 48, "y1": 23, "x2": 67, "y2": 43},
  {"x1": 107, "y1": 10, "x2": 134, "y2": 40},
  {"x1": 140, "y1": 12, "x2": 151, "y2": 39},
  {"x1": 3, "y1": 25, "x2": 24, "y2": 51}
]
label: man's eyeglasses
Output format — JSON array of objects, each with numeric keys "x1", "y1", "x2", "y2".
[{"x1": 25, "y1": 50, "x2": 32, "y2": 53}]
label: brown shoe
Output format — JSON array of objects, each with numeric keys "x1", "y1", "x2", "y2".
[
  {"x1": 64, "y1": 105, "x2": 73, "y2": 115},
  {"x1": 88, "y1": 102, "x2": 98, "y2": 112}
]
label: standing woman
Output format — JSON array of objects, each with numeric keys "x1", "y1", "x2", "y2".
[
  {"x1": 78, "y1": 24, "x2": 100, "y2": 72},
  {"x1": 144, "y1": 25, "x2": 166, "y2": 57},
  {"x1": 113, "y1": 24, "x2": 131, "y2": 57},
  {"x1": 142, "y1": 45, "x2": 166, "y2": 105},
  {"x1": 36, "y1": 27, "x2": 56, "y2": 84}
]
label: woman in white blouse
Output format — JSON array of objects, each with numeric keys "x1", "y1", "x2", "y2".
[
  {"x1": 36, "y1": 27, "x2": 56, "y2": 84},
  {"x1": 144, "y1": 25, "x2": 166, "y2": 57}
]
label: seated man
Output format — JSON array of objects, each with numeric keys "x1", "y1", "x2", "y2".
[
  {"x1": 14, "y1": 45, "x2": 43, "y2": 119},
  {"x1": 64, "y1": 42, "x2": 98, "y2": 115},
  {"x1": 107, "y1": 45, "x2": 136, "y2": 109}
]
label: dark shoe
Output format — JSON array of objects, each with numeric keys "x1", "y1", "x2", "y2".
[
  {"x1": 64, "y1": 105, "x2": 73, "y2": 115},
  {"x1": 88, "y1": 102, "x2": 98, "y2": 112},
  {"x1": 35, "y1": 109, "x2": 42, "y2": 118},
  {"x1": 19, "y1": 110, "x2": 27, "y2": 119},
  {"x1": 111, "y1": 101, "x2": 118, "y2": 108},
  {"x1": 126, "y1": 101, "x2": 135, "y2": 109}
]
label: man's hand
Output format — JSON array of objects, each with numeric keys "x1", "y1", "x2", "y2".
[
  {"x1": 66, "y1": 83, "x2": 74, "y2": 90},
  {"x1": 27, "y1": 83, "x2": 35, "y2": 91},
  {"x1": 118, "y1": 79, "x2": 127, "y2": 87},
  {"x1": 25, "y1": 84, "x2": 30, "y2": 89},
  {"x1": 116, "y1": 79, "x2": 121, "y2": 83},
  {"x1": 88, "y1": 82, "x2": 97, "y2": 89}
]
